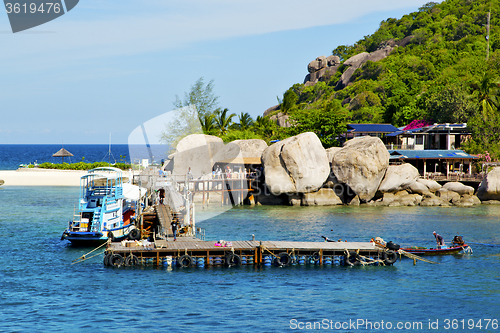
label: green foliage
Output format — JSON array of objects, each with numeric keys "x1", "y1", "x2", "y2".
[
  {"x1": 214, "y1": 108, "x2": 236, "y2": 136},
  {"x1": 37, "y1": 162, "x2": 131, "y2": 170},
  {"x1": 288, "y1": 100, "x2": 349, "y2": 148},
  {"x1": 221, "y1": 129, "x2": 262, "y2": 143},
  {"x1": 173, "y1": 77, "x2": 219, "y2": 118}
]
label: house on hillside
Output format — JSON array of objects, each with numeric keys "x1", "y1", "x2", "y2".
[{"x1": 343, "y1": 123, "x2": 478, "y2": 180}]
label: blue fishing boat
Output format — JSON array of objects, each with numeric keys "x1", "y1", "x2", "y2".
[{"x1": 61, "y1": 167, "x2": 144, "y2": 246}]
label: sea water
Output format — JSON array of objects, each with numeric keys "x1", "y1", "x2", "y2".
[{"x1": 1, "y1": 186, "x2": 500, "y2": 332}]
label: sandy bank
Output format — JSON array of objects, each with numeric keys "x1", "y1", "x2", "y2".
[{"x1": 0, "y1": 169, "x2": 87, "y2": 186}]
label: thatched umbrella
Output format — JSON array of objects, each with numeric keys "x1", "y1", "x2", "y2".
[{"x1": 53, "y1": 147, "x2": 74, "y2": 163}]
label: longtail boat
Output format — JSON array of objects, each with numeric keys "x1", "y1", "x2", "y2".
[{"x1": 400, "y1": 244, "x2": 470, "y2": 255}]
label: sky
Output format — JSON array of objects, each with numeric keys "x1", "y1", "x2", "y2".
[{"x1": 0, "y1": 0, "x2": 440, "y2": 144}]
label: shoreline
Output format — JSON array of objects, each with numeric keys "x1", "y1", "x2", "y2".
[{"x1": 0, "y1": 169, "x2": 87, "y2": 186}]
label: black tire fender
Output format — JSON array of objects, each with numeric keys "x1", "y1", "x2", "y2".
[
  {"x1": 347, "y1": 251, "x2": 361, "y2": 266},
  {"x1": 125, "y1": 254, "x2": 139, "y2": 266},
  {"x1": 179, "y1": 254, "x2": 193, "y2": 267},
  {"x1": 277, "y1": 252, "x2": 292, "y2": 266},
  {"x1": 128, "y1": 228, "x2": 141, "y2": 241},
  {"x1": 384, "y1": 250, "x2": 398, "y2": 265},
  {"x1": 110, "y1": 254, "x2": 124, "y2": 267},
  {"x1": 225, "y1": 253, "x2": 241, "y2": 267},
  {"x1": 103, "y1": 253, "x2": 112, "y2": 266}
]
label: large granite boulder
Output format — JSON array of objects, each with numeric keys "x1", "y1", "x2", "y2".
[
  {"x1": 366, "y1": 46, "x2": 393, "y2": 62},
  {"x1": 269, "y1": 112, "x2": 291, "y2": 128},
  {"x1": 325, "y1": 147, "x2": 342, "y2": 163},
  {"x1": 301, "y1": 188, "x2": 343, "y2": 206},
  {"x1": 420, "y1": 193, "x2": 451, "y2": 206},
  {"x1": 378, "y1": 163, "x2": 419, "y2": 193},
  {"x1": 409, "y1": 181, "x2": 430, "y2": 195},
  {"x1": 308, "y1": 56, "x2": 328, "y2": 73},
  {"x1": 262, "y1": 132, "x2": 329, "y2": 195},
  {"x1": 332, "y1": 136, "x2": 389, "y2": 202},
  {"x1": 452, "y1": 194, "x2": 482, "y2": 207},
  {"x1": 263, "y1": 104, "x2": 280, "y2": 117},
  {"x1": 171, "y1": 134, "x2": 225, "y2": 177},
  {"x1": 212, "y1": 139, "x2": 267, "y2": 164},
  {"x1": 326, "y1": 55, "x2": 341, "y2": 66},
  {"x1": 477, "y1": 167, "x2": 500, "y2": 201},
  {"x1": 417, "y1": 178, "x2": 442, "y2": 192},
  {"x1": 436, "y1": 188, "x2": 460, "y2": 203},
  {"x1": 442, "y1": 182, "x2": 474, "y2": 195}
]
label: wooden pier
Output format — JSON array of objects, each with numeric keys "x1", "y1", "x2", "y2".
[{"x1": 104, "y1": 238, "x2": 397, "y2": 268}]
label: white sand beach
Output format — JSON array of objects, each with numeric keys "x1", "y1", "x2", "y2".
[{"x1": 0, "y1": 169, "x2": 87, "y2": 186}]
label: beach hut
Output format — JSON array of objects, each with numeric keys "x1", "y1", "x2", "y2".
[{"x1": 53, "y1": 147, "x2": 74, "y2": 163}]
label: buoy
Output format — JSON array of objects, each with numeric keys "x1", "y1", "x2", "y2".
[
  {"x1": 263, "y1": 255, "x2": 272, "y2": 266},
  {"x1": 166, "y1": 256, "x2": 173, "y2": 267},
  {"x1": 196, "y1": 257, "x2": 205, "y2": 268},
  {"x1": 323, "y1": 256, "x2": 332, "y2": 265},
  {"x1": 214, "y1": 256, "x2": 222, "y2": 265},
  {"x1": 298, "y1": 255, "x2": 306, "y2": 265},
  {"x1": 241, "y1": 256, "x2": 247, "y2": 265}
]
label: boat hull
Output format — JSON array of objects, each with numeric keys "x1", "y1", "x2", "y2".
[
  {"x1": 62, "y1": 224, "x2": 136, "y2": 246},
  {"x1": 401, "y1": 245, "x2": 469, "y2": 255}
]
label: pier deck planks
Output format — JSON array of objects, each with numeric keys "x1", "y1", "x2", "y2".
[{"x1": 109, "y1": 239, "x2": 378, "y2": 253}]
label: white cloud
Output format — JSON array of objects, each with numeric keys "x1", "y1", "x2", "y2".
[{"x1": 0, "y1": 0, "x2": 436, "y2": 64}]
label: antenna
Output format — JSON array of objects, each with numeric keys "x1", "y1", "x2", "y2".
[
  {"x1": 102, "y1": 133, "x2": 116, "y2": 165},
  {"x1": 486, "y1": 4, "x2": 491, "y2": 61}
]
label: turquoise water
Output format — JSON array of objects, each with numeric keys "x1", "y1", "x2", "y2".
[{"x1": 1, "y1": 186, "x2": 500, "y2": 332}]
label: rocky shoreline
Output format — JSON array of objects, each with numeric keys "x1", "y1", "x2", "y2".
[{"x1": 165, "y1": 132, "x2": 500, "y2": 208}]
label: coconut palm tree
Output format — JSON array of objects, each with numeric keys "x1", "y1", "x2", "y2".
[
  {"x1": 236, "y1": 112, "x2": 254, "y2": 130},
  {"x1": 478, "y1": 72, "x2": 499, "y2": 121},
  {"x1": 215, "y1": 108, "x2": 236, "y2": 135},
  {"x1": 199, "y1": 113, "x2": 217, "y2": 135}
]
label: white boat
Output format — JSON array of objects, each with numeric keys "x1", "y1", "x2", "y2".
[{"x1": 61, "y1": 167, "x2": 145, "y2": 246}]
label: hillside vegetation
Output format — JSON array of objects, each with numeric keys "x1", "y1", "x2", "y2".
[
  {"x1": 177, "y1": 1, "x2": 500, "y2": 159},
  {"x1": 273, "y1": 0, "x2": 500, "y2": 157}
]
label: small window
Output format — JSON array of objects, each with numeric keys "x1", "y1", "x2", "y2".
[{"x1": 416, "y1": 135, "x2": 423, "y2": 145}]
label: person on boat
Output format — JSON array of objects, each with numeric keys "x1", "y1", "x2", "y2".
[
  {"x1": 433, "y1": 231, "x2": 445, "y2": 249},
  {"x1": 171, "y1": 220, "x2": 178, "y2": 241},
  {"x1": 452, "y1": 235, "x2": 465, "y2": 246}
]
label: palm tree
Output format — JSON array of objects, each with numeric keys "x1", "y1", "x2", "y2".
[
  {"x1": 199, "y1": 113, "x2": 216, "y2": 135},
  {"x1": 215, "y1": 108, "x2": 236, "y2": 135},
  {"x1": 478, "y1": 72, "x2": 499, "y2": 121},
  {"x1": 237, "y1": 112, "x2": 254, "y2": 130}
]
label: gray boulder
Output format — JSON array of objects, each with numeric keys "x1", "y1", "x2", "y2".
[
  {"x1": 409, "y1": 181, "x2": 430, "y2": 195},
  {"x1": 452, "y1": 194, "x2": 482, "y2": 207},
  {"x1": 436, "y1": 188, "x2": 460, "y2": 203},
  {"x1": 327, "y1": 55, "x2": 341, "y2": 66},
  {"x1": 332, "y1": 136, "x2": 389, "y2": 202},
  {"x1": 171, "y1": 134, "x2": 225, "y2": 177},
  {"x1": 442, "y1": 182, "x2": 474, "y2": 195},
  {"x1": 325, "y1": 147, "x2": 342, "y2": 163},
  {"x1": 366, "y1": 46, "x2": 393, "y2": 62},
  {"x1": 308, "y1": 56, "x2": 328, "y2": 73},
  {"x1": 420, "y1": 193, "x2": 451, "y2": 206},
  {"x1": 212, "y1": 139, "x2": 267, "y2": 165},
  {"x1": 263, "y1": 104, "x2": 280, "y2": 117},
  {"x1": 378, "y1": 163, "x2": 419, "y2": 193},
  {"x1": 417, "y1": 178, "x2": 442, "y2": 192},
  {"x1": 301, "y1": 188, "x2": 343, "y2": 206},
  {"x1": 269, "y1": 112, "x2": 291, "y2": 128},
  {"x1": 477, "y1": 167, "x2": 500, "y2": 201},
  {"x1": 343, "y1": 52, "x2": 370, "y2": 67},
  {"x1": 262, "y1": 132, "x2": 330, "y2": 195}
]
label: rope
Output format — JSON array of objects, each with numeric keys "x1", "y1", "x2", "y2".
[
  {"x1": 72, "y1": 241, "x2": 108, "y2": 263},
  {"x1": 71, "y1": 251, "x2": 105, "y2": 265},
  {"x1": 398, "y1": 249, "x2": 440, "y2": 264}
]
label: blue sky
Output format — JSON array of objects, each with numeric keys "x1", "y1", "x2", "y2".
[{"x1": 0, "y1": 0, "x2": 438, "y2": 144}]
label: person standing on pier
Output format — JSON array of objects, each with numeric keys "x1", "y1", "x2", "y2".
[{"x1": 171, "y1": 219, "x2": 178, "y2": 241}]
